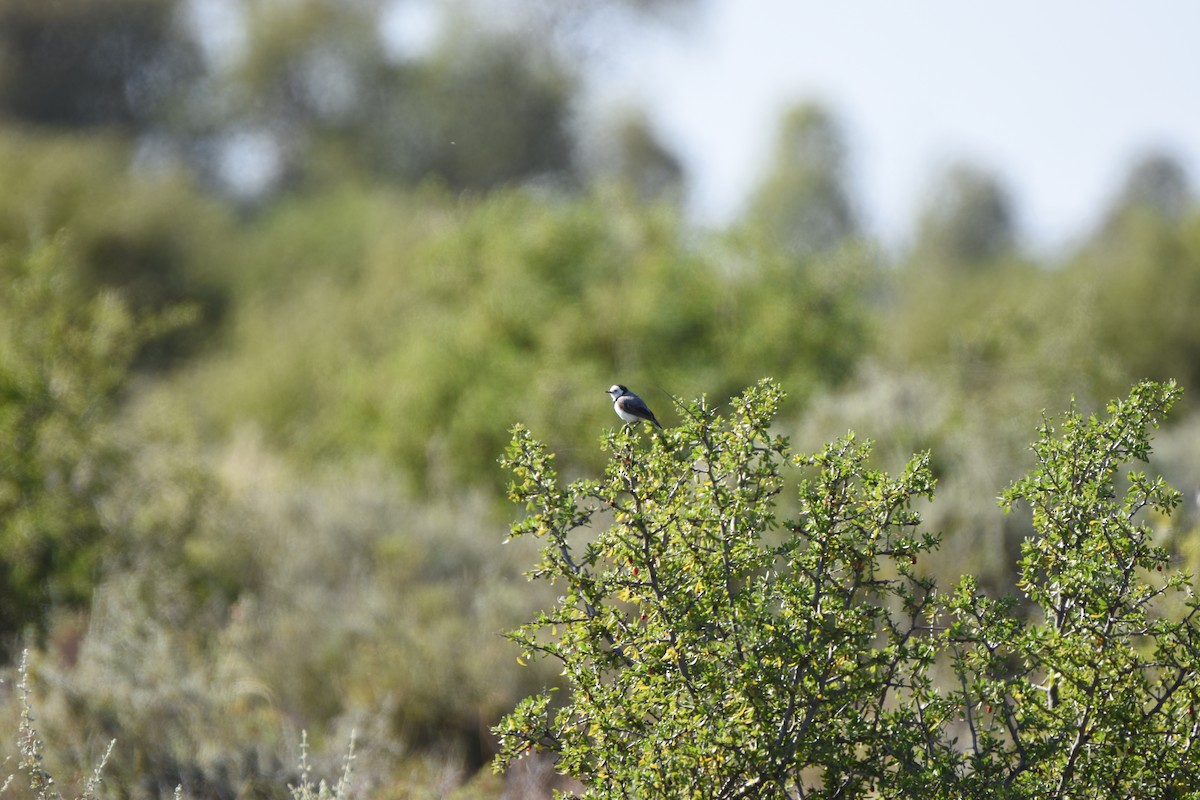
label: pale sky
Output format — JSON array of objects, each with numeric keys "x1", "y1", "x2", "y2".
[{"x1": 589, "y1": 0, "x2": 1200, "y2": 252}]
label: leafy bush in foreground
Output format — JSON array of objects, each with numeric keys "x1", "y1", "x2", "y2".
[{"x1": 497, "y1": 379, "x2": 1200, "y2": 798}]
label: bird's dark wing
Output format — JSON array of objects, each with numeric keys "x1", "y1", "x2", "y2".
[{"x1": 618, "y1": 394, "x2": 663, "y2": 428}]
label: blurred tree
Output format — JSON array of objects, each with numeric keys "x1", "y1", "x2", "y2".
[
  {"x1": 911, "y1": 161, "x2": 1016, "y2": 269},
  {"x1": 743, "y1": 103, "x2": 859, "y2": 255},
  {"x1": 0, "y1": 238, "x2": 165, "y2": 652},
  {"x1": 1066, "y1": 153, "x2": 1200, "y2": 395},
  {"x1": 206, "y1": 0, "x2": 392, "y2": 196},
  {"x1": 576, "y1": 107, "x2": 684, "y2": 202},
  {"x1": 159, "y1": 185, "x2": 875, "y2": 491},
  {"x1": 0, "y1": 130, "x2": 233, "y2": 364},
  {"x1": 200, "y1": 0, "x2": 581, "y2": 196},
  {"x1": 890, "y1": 163, "x2": 1024, "y2": 391},
  {"x1": 384, "y1": 23, "x2": 576, "y2": 189},
  {"x1": 0, "y1": 0, "x2": 699, "y2": 201},
  {"x1": 0, "y1": 0, "x2": 201, "y2": 131},
  {"x1": 1104, "y1": 150, "x2": 1191, "y2": 224}
]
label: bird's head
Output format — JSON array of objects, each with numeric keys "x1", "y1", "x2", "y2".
[{"x1": 607, "y1": 385, "x2": 627, "y2": 399}]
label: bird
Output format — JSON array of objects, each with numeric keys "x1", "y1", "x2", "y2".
[{"x1": 607, "y1": 384, "x2": 663, "y2": 429}]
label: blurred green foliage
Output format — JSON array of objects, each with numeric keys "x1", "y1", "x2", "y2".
[
  {"x1": 0, "y1": 237, "x2": 149, "y2": 646},
  {"x1": 0, "y1": 0, "x2": 1199, "y2": 796},
  {"x1": 0, "y1": 0, "x2": 200, "y2": 131},
  {"x1": 745, "y1": 103, "x2": 859, "y2": 255},
  {"x1": 0, "y1": 130, "x2": 233, "y2": 360},
  {"x1": 159, "y1": 184, "x2": 876, "y2": 492}
]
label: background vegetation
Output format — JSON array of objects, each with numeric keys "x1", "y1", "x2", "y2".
[{"x1": 2, "y1": 1, "x2": 1200, "y2": 797}]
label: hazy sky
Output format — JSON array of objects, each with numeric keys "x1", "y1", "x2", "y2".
[{"x1": 591, "y1": 0, "x2": 1200, "y2": 251}]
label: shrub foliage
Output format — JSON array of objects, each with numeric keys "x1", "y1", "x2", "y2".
[
  {"x1": 0, "y1": 238, "x2": 163, "y2": 646},
  {"x1": 497, "y1": 379, "x2": 1200, "y2": 798}
]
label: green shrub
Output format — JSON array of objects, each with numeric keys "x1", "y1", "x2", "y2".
[
  {"x1": 946, "y1": 380, "x2": 1198, "y2": 796},
  {"x1": 0, "y1": 130, "x2": 232, "y2": 362},
  {"x1": 0, "y1": 237, "x2": 166, "y2": 647},
  {"x1": 10, "y1": 434, "x2": 553, "y2": 799},
  {"x1": 497, "y1": 379, "x2": 1200, "y2": 798},
  {"x1": 162, "y1": 185, "x2": 876, "y2": 491}
]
